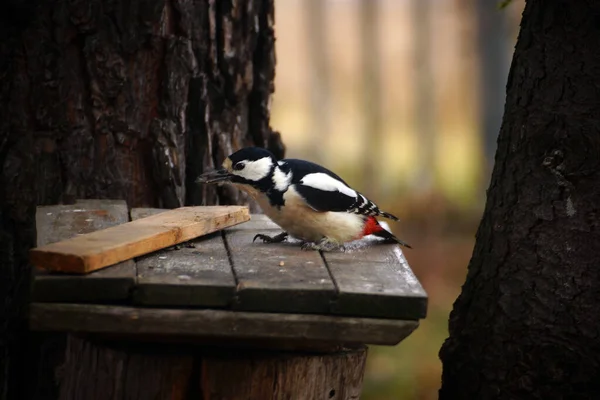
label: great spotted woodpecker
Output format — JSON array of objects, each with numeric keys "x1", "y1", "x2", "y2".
[{"x1": 196, "y1": 147, "x2": 411, "y2": 251}]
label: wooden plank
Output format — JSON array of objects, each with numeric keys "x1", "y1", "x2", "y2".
[
  {"x1": 225, "y1": 213, "x2": 280, "y2": 231},
  {"x1": 35, "y1": 200, "x2": 129, "y2": 246},
  {"x1": 322, "y1": 236, "x2": 428, "y2": 320},
  {"x1": 29, "y1": 303, "x2": 419, "y2": 346},
  {"x1": 30, "y1": 206, "x2": 250, "y2": 274},
  {"x1": 32, "y1": 200, "x2": 136, "y2": 303},
  {"x1": 72, "y1": 199, "x2": 132, "y2": 210},
  {"x1": 131, "y1": 208, "x2": 235, "y2": 307},
  {"x1": 225, "y1": 229, "x2": 336, "y2": 314}
]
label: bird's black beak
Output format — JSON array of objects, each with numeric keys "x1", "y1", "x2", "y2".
[{"x1": 195, "y1": 168, "x2": 231, "y2": 184}]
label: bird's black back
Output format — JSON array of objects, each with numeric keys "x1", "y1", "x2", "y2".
[{"x1": 281, "y1": 159, "x2": 349, "y2": 185}]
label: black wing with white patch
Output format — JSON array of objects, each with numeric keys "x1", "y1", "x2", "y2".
[
  {"x1": 294, "y1": 183, "x2": 357, "y2": 213},
  {"x1": 284, "y1": 159, "x2": 399, "y2": 220}
]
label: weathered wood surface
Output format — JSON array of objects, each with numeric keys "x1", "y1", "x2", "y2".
[
  {"x1": 323, "y1": 237, "x2": 428, "y2": 320},
  {"x1": 31, "y1": 208, "x2": 428, "y2": 321},
  {"x1": 133, "y1": 208, "x2": 235, "y2": 307},
  {"x1": 35, "y1": 200, "x2": 130, "y2": 245},
  {"x1": 30, "y1": 206, "x2": 250, "y2": 273},
  {"x1": 57, "y1": 335, "x2": 366, "y2": 400},
  {"x1": 59, "y1": 335, "x2": 195, "y2": 400},
  {"x1": 32, "y1": 200, "x2": 136, "y2": 302},
  {"x1": 225, "y1": 214, "x2": 281, "y2": 231},
  {"x1": 225, "y1": 228, "x2": 336, "y2": 314},
  {"x1": 29, "y1": 303, "x2": 419, "y2": 346},
  {"x1": 200, "y1": 347, "x2": 367, "y2": 400}
]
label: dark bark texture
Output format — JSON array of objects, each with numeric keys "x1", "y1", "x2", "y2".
[
  {"x1": 0, "y1": 1, "x2": 283, "y2": 399},
  {"x1": 440, "y1": 1, "x2": 600, "y2": 399}
]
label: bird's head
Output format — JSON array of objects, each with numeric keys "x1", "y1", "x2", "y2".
[{"x1": 195, "y1": 147, "x2": 279, "y2": 191}]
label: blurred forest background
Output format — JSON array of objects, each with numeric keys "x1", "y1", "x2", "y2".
[{"x1": 270, "y1": 0, "x2": 525, "y2": 398}]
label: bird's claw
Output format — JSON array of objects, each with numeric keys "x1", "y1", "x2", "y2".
[
  {"x1": 300, "y1": 242, "x2": 315, "y2": 251},
  {"x1": 253, "y1": 232, "x2": 289, "y2": 244}
]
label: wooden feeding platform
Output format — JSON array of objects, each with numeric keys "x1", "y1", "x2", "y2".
[{"x1": 29, "y1": 199, "x2": 427, "y2": 399}]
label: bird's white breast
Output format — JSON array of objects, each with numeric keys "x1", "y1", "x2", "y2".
[{"x1": 242, "y1": 184, "x2": 365, "y2": 243}]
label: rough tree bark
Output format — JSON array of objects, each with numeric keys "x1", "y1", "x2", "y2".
[
  {"x1": 0, "y1": 1, "x2": 283, "y2": 399},
  {"x1": 440, "y1": 1, "x2": 600, "y2": 398}
]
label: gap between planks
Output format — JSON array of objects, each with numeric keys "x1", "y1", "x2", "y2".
[
  {"x1": 319, "y1": 250, "x2": 340, "y2": 297},
  {"x1": 220, "y1": 230, "x2": 239, "y2": 288}
]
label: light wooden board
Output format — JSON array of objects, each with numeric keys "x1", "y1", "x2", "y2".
[
  {"x1": 29, "y1": 303, "x2": 419, "y2": 346},
  {"x1": 32, "y1": 200, "x2": 136, "y2": 302},
  {"x1": 322, "y1": 237, "x2": 428, "y2": 320},
  {"x1": 225, "y1": 229, "x2": 336, "y2": 314},
  {"x1": 132, "y1": 208, "x2": 235, "y2": 307},
  {"x1": 30, "y1": 205, "x2": 250, "y2": 274}
]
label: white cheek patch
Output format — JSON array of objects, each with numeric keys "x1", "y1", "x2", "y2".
[
  {"x1": 300, "y1": 173, "x2": 356, "y2": 198},
  {"x1": 272, "y1": 167, "x2": 292, "y2": 191},
  {"x1": 235, "y1": 156, "x2": 273, "y2": 181}
]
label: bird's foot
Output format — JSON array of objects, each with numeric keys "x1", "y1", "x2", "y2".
[
  {"x1": 253, "y1": 232, "x2": 289, "y2": 244},
  {"x1": 301, "y1": 238, "x2": 345, "y2": 252}
]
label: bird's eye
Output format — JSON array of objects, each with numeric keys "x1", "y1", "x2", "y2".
[{"x1": 233, "y1": 162, "x2": 244, "y2": 171}]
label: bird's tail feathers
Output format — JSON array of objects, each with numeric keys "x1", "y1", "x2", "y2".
[
  {"x1": 378, "y1": 210, "x2": 399, "y2": 221},
  {"x1": 372, "y1": 227, "x2": 412, "y2": 249}
]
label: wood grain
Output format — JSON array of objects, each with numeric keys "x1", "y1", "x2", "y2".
[
  {"x1": 29, "y1": 303, "x2": 419, "y2": 346},
  {"x1": 57, "y1": 336, "x2": 366, "y2": 400},
  {"x1": 30, "y1": 206, "x2": 250, "y2": 274},
  {"x1": 32, "y1": 200, "x2": 136, "y2": 303},
  {"x1": 131, "y1": 208, "x2": 235, "y2": 307},
  {"x1": 35, "y1": 200, "x2": 129, "y2": 247},
  {"x1": 200, "y1": 347, "x2": 367, "y2": 400},
  {"x1": 225, "y1": 229, "x2": 336, "y2": 314},
  {"x1": 58, "y1": 336, "x2": 194, "y2": 400},
  {"x1": 323, "y1": 236, "x2": 428, "y2": 320}
]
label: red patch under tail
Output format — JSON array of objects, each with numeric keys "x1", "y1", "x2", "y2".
[
  {"x1": 362, "y1": 216, "x2": 413, "y2": 249},
  {"x1": 362, "y1": 216, "x2": 385, "y2": 236}
]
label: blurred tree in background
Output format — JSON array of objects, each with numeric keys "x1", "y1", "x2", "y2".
[{"x1": 441, "y1": 0, "x2": 600, "y2": 398}]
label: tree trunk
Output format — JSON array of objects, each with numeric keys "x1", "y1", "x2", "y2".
[
  {"x1": 0, "y1": 1, "x2": 283, "y2": 399},
  {"x1": 440, "y1": 1, "x2": 600, "y2": 398}
]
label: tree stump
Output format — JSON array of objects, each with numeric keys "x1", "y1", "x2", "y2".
[{"x1": 58, "y1": 336, "x2": 366, "y2": 400}]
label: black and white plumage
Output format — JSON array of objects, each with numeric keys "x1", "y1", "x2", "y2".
[
  {"x1": 282, "y1": 159, "x2": 398, "y2": 220},
  {"x1": 196, "y1": 147, "x2": 411, "y2": 250}
]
